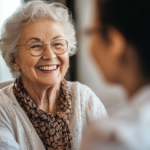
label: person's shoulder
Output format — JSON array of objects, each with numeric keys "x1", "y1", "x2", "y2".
[
  {"x1": 0, "y1": 83, "x2": 13, "y2": 97},
  {"x1": 67, "y1": 81, "x2": 101, "y2": 104},
  {"x1": 67, "y1": 81, "x2": 95, "y2": 97},
  {"x1": 0, "y1": 84, "x2": 14, "y2": 110},
  {"x1": 79, "y1": 118, "x2": 111, "y2": 150},
  {"x1": 67, "y1": 81, "x2": 90, "y2": 89},
  {"x1": 67, "y1": 80, "x2": 104, "y2": 105},
  {"x1": 67, "y1": 81, "x2": 107, "y2": 118},
  {"x1": 81, "y1": 105, "x2": 150, "y2": 150}
]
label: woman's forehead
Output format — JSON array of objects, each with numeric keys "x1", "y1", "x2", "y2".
[{"x1": 19, "y1": 18, "x2": 65, "y2": 42}]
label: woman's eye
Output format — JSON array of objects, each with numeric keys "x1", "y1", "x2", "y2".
[
  {"x1": 31, "y1": 45, "x2": 42, "y2": 48},
  {"x1": 54, "y1": 43, "x2": 63, "y2": 46}
]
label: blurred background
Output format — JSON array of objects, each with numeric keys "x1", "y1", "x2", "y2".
[{"x1": 0, "y1": 0, "x2": 126, "y2": 115}]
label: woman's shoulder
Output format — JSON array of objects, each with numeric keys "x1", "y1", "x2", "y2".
[
  {"x1": 67, "y1": 81, "x2": 94, "y2": 95},
  {"x1": 67, "y1": 80, "x2": 102, "y2": 105},
  {"x1": 67, "y1": 81, "x2": 107, "y2": 118},
  {"x1": 0, "y1": 84, "x2": 18, "y2": 129},
  {"x1": 0, "y1": 84, "x2": 15, "y2": 111},
  {"x1": 0, "y1": 83, "x2": 13, "y2": 97},
  {"x1": 67, "y1": 81, "x2": 98, "y2": 102}
]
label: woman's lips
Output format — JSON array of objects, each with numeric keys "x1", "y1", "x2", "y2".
[
  {"x1": 37, "y1": 65, "x2": 59, "y2": 73},
  {"x1": 37, "y1": 65, "x2": 58, "y2": 71}
]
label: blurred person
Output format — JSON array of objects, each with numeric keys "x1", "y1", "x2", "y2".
[
  {"x1": 0, "y1": 1, "x2": 107, "y2": 150},
  {"x1": 80, "y1": 0, "x2": 150, "y2": 150}
]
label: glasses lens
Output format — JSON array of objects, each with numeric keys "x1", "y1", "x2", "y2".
[
  {"x1": 27, "y1": 40, "x2": 44, "y2": 56},
  {"x1": 51, "y1": 40, "x2": 68, "y2": 54}
]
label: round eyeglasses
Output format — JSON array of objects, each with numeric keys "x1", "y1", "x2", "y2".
[{"x1": 17, "y1": 39, "x2": 68, "y2": 56}]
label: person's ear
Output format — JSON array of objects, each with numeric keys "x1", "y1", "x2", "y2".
[
  {"x1": 11, "y1": 55, "x2": 21, "y2": 71},
  {"x1": 107, "y1": 27, "x2": 127, "y2": 61}
]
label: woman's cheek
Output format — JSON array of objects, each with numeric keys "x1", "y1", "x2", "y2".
[
  {"x1": 63, "y1": 58, "x2": 69, "y2": 76},
  {"x1": 60, "y1": 54, "x2": 69, "y2": 77}
]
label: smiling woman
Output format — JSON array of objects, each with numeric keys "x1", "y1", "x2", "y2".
[
  {"x1": 14, "y1": 19, "x2": 69, "y2": 90},
  {"x1": 0, "y1": 1, "x2": 107, "y2": 150}
]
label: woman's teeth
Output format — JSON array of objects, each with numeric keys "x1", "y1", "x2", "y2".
[{"x1": 38, "y1": 65, "x2": 58, "y2": 71}]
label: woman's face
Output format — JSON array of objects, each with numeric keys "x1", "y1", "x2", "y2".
[
  {"x1": 89, "y1": 4, "x2": 125, "y2": 83},
  {"x1": 14, "y1": 18, "x2": 69, "y2": 87}
]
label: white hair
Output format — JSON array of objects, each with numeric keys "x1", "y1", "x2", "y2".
[{"x1": 0, "y1": 0, "x2": 77, "y2": 78}]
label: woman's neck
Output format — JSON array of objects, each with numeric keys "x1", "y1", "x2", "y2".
[{"x1": 22, "y1": 77, "x2": 61, "y2": 113}]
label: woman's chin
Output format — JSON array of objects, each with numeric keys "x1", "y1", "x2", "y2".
[{"x1": 38, "y1": 77, "x2": 61, "y2": 87}]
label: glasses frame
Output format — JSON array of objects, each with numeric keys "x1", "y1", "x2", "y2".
[{"x1": 17, "y1": 39, "x2": 68, "y2": 57}]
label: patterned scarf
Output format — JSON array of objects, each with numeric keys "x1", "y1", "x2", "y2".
[{"x1": 13, "y1": 78, "x2": 72, "y2": 150}]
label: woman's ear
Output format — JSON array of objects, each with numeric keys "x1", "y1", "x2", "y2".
[
  {"x1": 11, "y1": 55, "x2": 21, "y2": 71},
  {"x1": 107, "y1": 27, "x2": 127, "y2": 61}
]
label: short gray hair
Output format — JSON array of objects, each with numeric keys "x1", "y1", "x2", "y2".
[{"x1": 0, "y1": 0, "x2": 77, "y2": 78}]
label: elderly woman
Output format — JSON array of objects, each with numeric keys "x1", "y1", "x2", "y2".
[{"x1": 0, "y1": 1, "x2": 107, "y2": 150}]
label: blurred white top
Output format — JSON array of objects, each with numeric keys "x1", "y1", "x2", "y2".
[{"x1": 80, "y1": 85, "x2": 150, "y2": 150}]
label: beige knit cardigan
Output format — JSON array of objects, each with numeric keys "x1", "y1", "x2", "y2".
[{"x1": 0, "y1": 81, "x2": 107, "y2": 150}]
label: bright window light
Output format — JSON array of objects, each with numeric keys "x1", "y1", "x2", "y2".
[{"x1": 0, "y1": 0, "x2": 21, "y2": 82}]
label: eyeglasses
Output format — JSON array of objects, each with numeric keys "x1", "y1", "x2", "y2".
[{"x1": 17, "y1": 39, "x2": 68, "y2": 56}]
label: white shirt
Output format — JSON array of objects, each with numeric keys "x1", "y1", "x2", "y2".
[
  {"x1": 80, "y1": 85, "x2": 150, "y2": 150},
  {"x1": 0, "y1": 81, "x2": 107, "y2": 150}
]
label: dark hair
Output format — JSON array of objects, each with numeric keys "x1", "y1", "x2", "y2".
[{"x1": 97, "y1": 0, "x2": 150, "y2": 78}]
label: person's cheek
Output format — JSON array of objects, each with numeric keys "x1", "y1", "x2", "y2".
[
  {"x1": 91, "y1": 37, "x2": 99, "y2": 62},
  {"x1": 59, "y1": 54, "x2": 69, "y2": 79},
  {"x1": 63, "y1": 55, "x2": 69, "y2": 76},
  {"x1": 92, "y1": 47, "x2": 99, "y2": 64}
]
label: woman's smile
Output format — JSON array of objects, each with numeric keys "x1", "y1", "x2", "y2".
[{"x1": 37, "y1": 64, "x2": 60, "y2": 73}]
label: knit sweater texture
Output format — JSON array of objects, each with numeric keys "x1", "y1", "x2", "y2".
[{"x1": 0, "y1": 81, "x2": 107, "y2": 150}]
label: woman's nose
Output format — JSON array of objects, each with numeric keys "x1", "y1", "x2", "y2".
[{"x1": 42, "y1": 44, "x2": 57, "y2": 59}]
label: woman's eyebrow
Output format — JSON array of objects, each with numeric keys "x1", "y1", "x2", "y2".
[
  {"x1": 28, "y1": 37, "x2": 41, "y2": 41},
  {"x1": 28, "y1": 36, "x2": 64, "y2": 41},
  {"x1": 53, "y1": 36, "x2": 64, "y2": 40}
]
